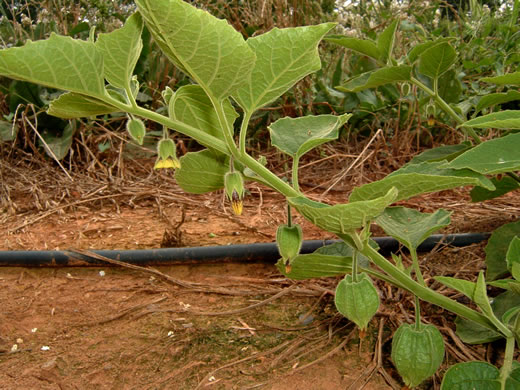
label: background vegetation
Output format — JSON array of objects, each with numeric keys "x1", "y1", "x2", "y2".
[{"x1": 0, "y1": 0, "x2": 518, "y2": 165}]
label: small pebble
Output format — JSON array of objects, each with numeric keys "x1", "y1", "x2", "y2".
[
  {"x1": 10, "y1": 344, "x2": 18, "y2": 352},
  {"x1": 99, "y1": 270, "x2": 105, "y2": 277},
  {"x1": 41, "y1": 346, "x2": 50, "y2": 351}
]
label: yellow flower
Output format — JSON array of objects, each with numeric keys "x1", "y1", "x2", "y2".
[{"x1": 154, "y1": 157, "x2": 180, "y2": 170}]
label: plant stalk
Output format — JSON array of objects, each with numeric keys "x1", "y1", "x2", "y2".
[
  {"x1": 410, "y1": 76, "x2": 481, "y2": 144},
  {"x1": 499, "y1": 336, "x2": 516, "y2": 390},
  {"x1": 360, "y1": 244, "x2": 497, "y2": 332}
]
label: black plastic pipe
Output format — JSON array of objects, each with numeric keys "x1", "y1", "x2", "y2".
[{"x1": 0, "y1": 233, "x2": 490, "y2": 267}]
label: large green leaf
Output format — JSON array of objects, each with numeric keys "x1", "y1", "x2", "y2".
[
  {"x1": 336, "y1": 66, "x2": 411, "y2": 93},
  {"x1": 409, "y1": 142, "x2": 472, "y2": 164},
  {"x1": 136, "y1": 0, "x2": 255, "y2": 100},
  {"x1": 268, "y1": 114, "x2": 350, "y2": 159},
  {"x1": 95, "y1": 12, "x2": 143, "y2": 89},
  {"x1": 443, "y1": 133, "x2": 520, "y2": 175},
  {"x1": 440, "y1": 361, "x2": 501, "y2": 390},
  {"x1": 485, "y1": 220, "x2": 520, "y2": 281},
  {"x1": 288, "y1": 187, "x2": 398, "y2": 235},
  {"x1": 233, "y1": 23, "x2": 335, "y2": 112},
  {"x1": 418, "y1": 42, "x2": 456, "y2": 79},
  {"x1": 375, "y1": 207, "x2": 451, "y2": 250},
  {"x1": 169, "y1": 85, "x2": 237, "y2": 142},
  {"x1": 0, "y1": 33, "x2": 105, "y2": 99},
  {"x1": 462, "y1": 110, "x2": 520, "y2": 129},
  {"x1": 175, "y1": 149, "x2": 228, "y2": 194},
  {"x1": 48, "y1": 92, "x2": 119, "y2": 118},
  {"x1": 470, "y1": 176, "x2": 520, "y2": 202},
  {"x1": 349, "y1": 161, "x2": 494, "y2": 202},
  {"x1": 407, "y1": 38, "x2": 452, "y2": 63},
  {"x1": 481, "y1": 71, "x2": 520, "y2": 85},
  {"x1": 477, "y1": 91, "x2": 520, "y2": 113},
  {"x1": 324, "y1": 36, "x2": 381, "y2": 60},
  {"x1": 376, "y1": 20, "x2": 398, "y2": 64}
]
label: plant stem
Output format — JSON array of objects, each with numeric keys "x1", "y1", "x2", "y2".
[
  {"x1": 241, "y1": 153, "x2": 300, "y2": 198},
  {"x1": 410, "y1": 247, "x2": 425, "y2": 286},
  {"x1": 292, "y1": 157, "x2": 300, "y2": 192},
  {"x1": 104, "y1": 95, "x2": 230, "y2": 155},
  {"x1": 239, "y1": 111, "x2": 253, "y2": 155},
  {"x1": 410, "y1": 76, "x2": 481, "y2": 144},
  {"x1": 499, "y1": 336, "x2": 516, "y2": 390},
  {"x1": 352, "y1": 250, "x2": 358, "y2": 283},
  {"x1": 287, "y1": 203, "x2": 292, "y2": 228},
  {"x1": 414, "y1": 295, "x2": 422, "y2": 330},
  {"x1": 360, "y1": 244, "x2": 497, "y2": 332}
]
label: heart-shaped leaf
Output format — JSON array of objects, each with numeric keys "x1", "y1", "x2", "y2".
[
  {"x1": 349, "y1": 161, "x2": 494, "y2": 202},
  {"x1": 441, "y1": 361, "x2": 501, "y2": 390},
  {"x1": 336, "y1": 66, "x2": 411, "y2": 93},
  {"x1": 325, "y1": 36, "x2": 381, "y2": 60},
  {"x1": 444, "y1": 132, "x2": 520, "y2": 174},
  {"x1": 418, "y1": 42, "x2": 456, "y2": 79},
  {"x1": 175, "y1": 149, "x2": 228, "y2": 194},
  {"x1": 476, "y1": 91, "x2": 520, "y2": 113},
  {"x1": 461, "y1": 110, "x2": 520, "y2": 129},
  {"x1": 48, "y1": 92, "x2": 119, "y2": 118},
  {"x1": 269, "y1": 114, "x2": 350, "y2": 159},
  {"x1": 0, "y1": 33, "x2": 105, "y2": 99},
  {"x1": 233, "y1": 23, "x2": 335, "y2": 113},
  {"x1": 169, "y1": 85, "x2": 238, "y2": 142},
  {"x1": 481, "y1": 71, "x2": 520, "y2": 85},
  {"x1": 375, "y1": 207, "x2": 451, "y2": 250},
  {"x1": 136, "y1": 0, "x2": 255, "y2": 100},
  {"x1": 95, "y1": 12, "x2": 143, "y2": 89},
  {"x1": 288, "y1": 187, "x2": 398, "y2": 235},
  {"x1": 376, "y1": 20, "x2": 398, "y2": 64}
]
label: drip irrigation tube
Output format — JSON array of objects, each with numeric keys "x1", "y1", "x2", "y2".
[{"x1": 0, "y1": 233, "x2": 490, "y2": 267}]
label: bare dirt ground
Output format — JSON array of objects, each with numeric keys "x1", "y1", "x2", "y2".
[{"x1": 1, "y1": 148, "x2": 519, "y2": 389}]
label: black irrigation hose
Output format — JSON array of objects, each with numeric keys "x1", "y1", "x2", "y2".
[{"x1": 0, "y1": 233, "x2": 490, "y2": 267}]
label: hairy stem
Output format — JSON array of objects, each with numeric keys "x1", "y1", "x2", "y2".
[
  {"x1": 410, "y1": 76, "x2": 481, "y2": 144},
  {"x1": 499, "y1": 337, "x2": 516, "y2": 389},
  {"x1": 360, "y1": 244, "x2": 497, "y2": 332}
]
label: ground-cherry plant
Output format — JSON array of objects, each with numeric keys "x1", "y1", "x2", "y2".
[{"x1": 0, "y1": 0, "x2": 518, "y2": 388}]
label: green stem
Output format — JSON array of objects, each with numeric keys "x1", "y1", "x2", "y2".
[
  {"x1": 499, "y1": 337, "x2": 516, "y2": 390},
  {"x1": 414, "y1": 295, "x2": 422, "y2": 330},
  {"x1": 360, "y1": 244, "x2": 497, "y2": 332},
  {"x1": 287, "y1": 203, "x2": 292, "y2": 228},
  {"x1": 241, "y1": 153, "x2": 300, "y2": 198},
  {"x1": 210, "y1": 96, "x2": 240, "y2": 160},
  {"x1": 352, "y1": 250, "x2": 359, "y2": 283},
  {"x1": 104, "y1": 95, "x2": 230, "y2": 155},
  {"x1": 292, "y1": 157, "x2": 300, "y2": 192},
  {"x1": 410, "y1": 247, "x2": 425, "y2": 286},
  {"x1": 410, "y1": 77, "x2": 481, "y2": 144},
  {"x1": 239, "y1": 111, "x2": 253, "y2": 156}
]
